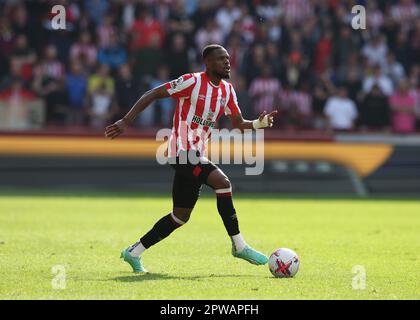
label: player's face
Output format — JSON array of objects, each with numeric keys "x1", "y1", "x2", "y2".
[{"x1": 209, "y1": 49, "x2": 231, "y2": 79}]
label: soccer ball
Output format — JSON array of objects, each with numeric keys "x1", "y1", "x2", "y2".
[{"x1": 269, "y1": 248, "x2": 300, "y2": 278}]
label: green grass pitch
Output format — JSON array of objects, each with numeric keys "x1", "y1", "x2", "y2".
[{"x1": 0, "y1": 192, "x2": 419, "y2": 300}]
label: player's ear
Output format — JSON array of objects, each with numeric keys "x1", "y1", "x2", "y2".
[{"x1": 203, "y1": 57, "x2": 209, "y2": 67}]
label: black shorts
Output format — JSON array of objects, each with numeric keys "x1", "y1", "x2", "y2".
[{"x1": 170, "y1": 153, "x2": 219, "y2": 209}]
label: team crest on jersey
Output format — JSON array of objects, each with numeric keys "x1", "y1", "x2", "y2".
[
  {"x1": 220, "y1": 97, "x2": 226, "y2": 106},
  {"x1": 206, "y1": 111, "x2": 214, "y2": 121},
  {"x1": 170, "y1": 76, "x2": 184, "y2": 89}
]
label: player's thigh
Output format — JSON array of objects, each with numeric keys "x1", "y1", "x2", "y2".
[
  {"x1": 171, "y1": 170, "x2": 202, "y2": 211},
  {"x1": 206, "y1": 167, "x2": 231, "y2": 190},
  {"x1": 171, "y1": 156, "x2": 219, "y2": 186}
]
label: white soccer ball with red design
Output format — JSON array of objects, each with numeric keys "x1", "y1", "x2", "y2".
[{"x1": 269, "y1": 248, "x2": 300, "y2": 278}]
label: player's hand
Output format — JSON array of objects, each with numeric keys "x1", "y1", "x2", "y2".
[
  {"x1": 105, "y1": 119, "x2": 128, "y2": 139},
  {"x1": 258, "y1": 110, "x2": 278, "y2": 128}
]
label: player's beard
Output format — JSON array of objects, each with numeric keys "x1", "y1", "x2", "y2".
[{"x1": 215, "y1": 70, "x2": 230, "y2": 79}]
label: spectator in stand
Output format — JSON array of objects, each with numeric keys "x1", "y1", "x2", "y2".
[
  {"x1": 278, "y1": 81, "x2": 294, "y2": 126},
  {"x1": 149, "y1": 65, "x2": 174, "y2": 127},
  {"x1": 344, "y1": 68, "x2": 363, "y2": 107},
  {"x1": 70, "y1": 31, "x2": 97, "y2": 70},
  {"x1": 85, "y1": 0, "x2": 110, "y2": 27},
  {"x1": 167, "y1": 0, "x2": 195, "y2": 46},
  {"x1": 88, "y1": 64, "x2": 114, "y2": 97},
  {"x1": 382, "y1": 52, "x2": 406, "y2": 86},
  {"x1": 233, "y1": 75, "x2": 254, "y2": 121},
  {"x1": 280, "y1": 0, "x2": 313, "y2": 27},
  {"x1": 0, "y1": 77, "x2": 35, "y2": 129},
  {"x1": 249, "y1": 64, "x2": 281, "y2": 116},
  {"x1": 242, "y1": 44, "x2": 265, "y2": 86},
  {"x1": 0, "y1": 58, "x2": 28, "y2": 91},
  {"x1": 192, "y1": 1, "x2": 215, "y2": 31},
  {"x1": 215, "y1": 0, "x2": 241, "y2": 37},
  {"x1": 120, "y1": 0, "x2": 136, "y2": 32},
  {"x1": 363, "y1": 64, "x2": 394, "y2": 97},
  {"x1": 391, "y1": 0, "x2": 419, "y2": 33},
  {"x1": 97, "y1": 32, "x2": 127, "y2": 71},
  {"x1": 225, "y1": 34, "x2": 245, "y2": 74},
  {"x1": 281, "y1": 51, "x2": 306, "y2": 89},
  {"x1": 256, "y1": 0, "x2": 282, "y2": 22},
  {"x1": 266, "y1": 42, "x2": 282, "y2": 79},
  {"x1": 360, "y1": 84, "x2": 390, "y2": 132},
  {"x1": 390, "y1": 79, "x2": 417, "y2": 133},
  {"x1": 97, "y1": 14, "x2": 117, "y2": 49},
  {"x1": 238, "y1": 3, "x2": 256, "y2": 45},
  {"x1": 134, "y1": 34, "x2": 164, "y2": 80},
  {"x1": 32, "y1": 45, "x2": 67, "y2": 124},
  {"x1": 291, "y1": 82, "x2": 313, "y2": 129},
  {"x1": 88, "y1": 81, "x2": 116, "y2": 130},
  {"x1": 65, "y1": 60, "x2": 87, "y2": 126},
  {"x1": 11, "y1": 3, "x2": 36, "y2": 48},
  {"x1": 333, "y1": 26, "x2": 361, "y2": 71},
  {"x1": 409, "y1": 20, "x2": 420, "y2": 66},
  {"x1": 313, "y1": 30, "x2": 333, "y2": 76},
  {"x1": 408, "y1": 65, "x2": 420, "y2": 129},
  {"x1": 0, "y1": 16, "x2": 16, "y2": 77},
  {"x1": 311, "y1": 82, "x2": 329, "y2": 130},
  {"x1": 393, "y1": 31, "x2": 411, "y2": 73},
  {"x1": 278, "y1": 82, "x2": 312, "y2": 129},
  {"x1": 0, "y1": 77, "x2": 34, "y2": 100},
  {"x1": 324, "y1": 86, "x2": 358, "y2": 131},
  {"x1": 366, "y1": 0, "x2": 384, "y2": 33},
  {"x1": 338, "y1": 52, "x2": 364, "y2": 84},
  {"x1": 129, "y1": 6, "x2": 165, "y2": 52},
  {"x1": 166, "y1": 33, "x2": 190, "y2": 79},
  {"x1": 195, "y1": 17, "x2": 224, "y2": 54},
  {"x1": 9, "y1": 34, "x2": 36, "y2": 83},
  {"x1": 361, "y1": 34, "x2": 388, "y2": 68},
  {"x1": 114, "y1": 63, "x2": 145, "y2": 123}
]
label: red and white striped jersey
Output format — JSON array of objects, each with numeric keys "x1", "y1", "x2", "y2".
[{"x1": 164, "y1": 72, "x2": 241, "y2": 157}]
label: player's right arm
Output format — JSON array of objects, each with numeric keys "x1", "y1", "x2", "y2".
[
  {"x1": 105, "y1": 74, "x2": 196, "y2": 139},
  {"x1": 105, "y1": 85, "x2": 169, "y2": 139}
]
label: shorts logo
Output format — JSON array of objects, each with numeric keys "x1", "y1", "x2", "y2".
[{"x1": 170, "y1": 76, "x2": 184, "y2": 89}]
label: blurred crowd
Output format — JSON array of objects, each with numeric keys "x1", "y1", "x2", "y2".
[{"x1": 0, "y1": 0, "x2": 419, "y2": 133}]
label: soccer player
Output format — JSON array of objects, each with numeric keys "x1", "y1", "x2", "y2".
[{"x1": 105, "y1": 44, "x2": 277, "y2": 273}]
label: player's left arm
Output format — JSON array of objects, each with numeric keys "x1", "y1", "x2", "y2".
[
  {"x1": 226, "y1": 83, "x2": 277, "y2": 130},
  {"x1": 229, "y1": 110, "x2": 278, "y2": 131}
]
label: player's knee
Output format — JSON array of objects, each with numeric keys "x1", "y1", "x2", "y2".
[
  {"x1": 215, "y1": 177, "x2": 231, "y2": 190},
  {"x1": 172, "y1": 209, "x2": 192, "y2": 223}
]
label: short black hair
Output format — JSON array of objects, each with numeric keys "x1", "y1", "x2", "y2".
[{"x1": 202, "y1": 44, "x2": 224, "y2": 60}]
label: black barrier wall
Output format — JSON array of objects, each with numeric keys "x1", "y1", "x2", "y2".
[{"x1": 1, "y1": 150, "x2": 419, "y2": 196}]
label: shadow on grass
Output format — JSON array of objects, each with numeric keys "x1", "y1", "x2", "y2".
[
  {"x1": 112, "y1": 272, "x2": 263, "y2": 282},
  {"x1": 1, "y1": 188, "x2": 419, "y2": 201}
]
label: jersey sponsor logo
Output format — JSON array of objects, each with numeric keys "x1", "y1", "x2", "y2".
[
  {"x1": 192, "y1": 115, "x2": 216, "y2": 128},
  {"x1": 206, "y1": 111, "x2": 214, "y2": 121}
]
